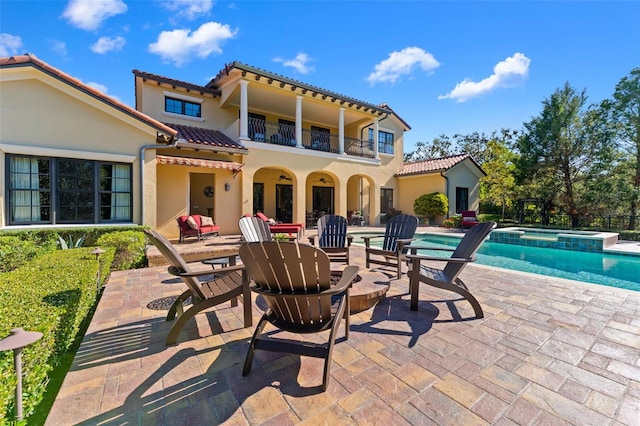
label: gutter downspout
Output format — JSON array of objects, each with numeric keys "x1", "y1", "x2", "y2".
[
  {"x1": 140, "y1": 133, "x2": 178, "y2": 226},
  {"x1": 440, "y1": 171, "x2": 450, "y2": 218},
  {"x1": 360, "y1": 112, "x2": 390, "y2": 141}
]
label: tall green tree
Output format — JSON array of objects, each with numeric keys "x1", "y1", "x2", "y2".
[
  {"x1": 516, "y1": 82, "x2": 612, "y2": 227},
  {"x1": 601, "y1": 68, "x2": 640, "y2": 229},
  {"x1": 480, "y1": 139, "x2": 518, "y2": 219}
]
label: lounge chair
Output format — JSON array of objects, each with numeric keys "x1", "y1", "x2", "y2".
[
  {"x1": 238, "y1": 241, "x2": 359, "y2": 391},
  {"x1": 363, "y1": 214, "x2": 419, "y2": 279},
  {"x1": 143, "y1": 229, "x2": 252, "y2": 345},
  {"x1": 461, "y1": 210, "x2": 480, "y2": 229},
  {"x1": 256, "y1": 212, "x2": 305, "y2": 238},
  {"x1": 308, "y1": 214, "x2": 352, "y2": 264},
  {"x1": 406, "y1": 221, "x2": 496, "y2": 318},
  {"x1": 239, "y1": 215, "x2": 273, "y2": 242}
]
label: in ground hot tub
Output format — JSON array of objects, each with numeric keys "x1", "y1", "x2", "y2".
[{"x1": 489, "y1": 227, "x2": 619, "y2": 252}]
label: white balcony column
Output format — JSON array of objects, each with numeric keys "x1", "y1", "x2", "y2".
[
  {"x1": 373, "y1": 118, "x2": 380, "y2": 159},
  {"x1": 339, "y1": 107, "x2": 345, "y2": 154},
  {"x1": 295, "y1": 95, "x2": 303, "y2": 148},
  {"x1": 239, "y1": 80, "x2": 249, "y2": 141}
]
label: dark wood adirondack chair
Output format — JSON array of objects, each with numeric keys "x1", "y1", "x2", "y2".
[
  {"x1": 239, "y1": 215, "x2": 273, "y2": 242},
  {"x1": 143, "y1": 229, "x2": 252, "y2": 345},
  {"x1": 363, "y1": 214, "x2": 419, "y2": 279},
  {"x1": 239, "y1": 241, "x2": 359, "y2": 391},
  {"x1": 308, "y1": 214, "x2": 353, "y2": 264},
  {"x1": 406, "y1": 221, "x2": 496, "y2": 318}
]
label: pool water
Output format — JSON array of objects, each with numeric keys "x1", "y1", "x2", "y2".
[{"x1": 351, "y1": 233, "x2": 640, "y2": 292}]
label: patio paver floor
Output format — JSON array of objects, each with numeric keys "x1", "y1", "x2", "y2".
[{"x1": 45, "y1": 239, "x2": 640, "y2": 425}]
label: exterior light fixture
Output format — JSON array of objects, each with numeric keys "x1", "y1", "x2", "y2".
[
  {"x1": 0, "y1": 328, "x2": 43, "y2": 420},
  {"x1": 225, "y1": 182, "x2": 231, "y2": 191},
  {"x1": 91, "y1": 247, "x2": 106, "y2": 293}
]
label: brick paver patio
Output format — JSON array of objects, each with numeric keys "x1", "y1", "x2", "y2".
[{"x1": 46, "y1": 240, "x2": 640, "y2": 425}]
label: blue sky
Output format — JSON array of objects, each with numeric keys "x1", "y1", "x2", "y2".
[{"x1": 1, "y1": 0, "x2": 638, "y2": 153}]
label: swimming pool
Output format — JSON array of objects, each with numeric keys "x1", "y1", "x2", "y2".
[{"x1": 350, "y1": 232, "x2": 640, "y2": 292}]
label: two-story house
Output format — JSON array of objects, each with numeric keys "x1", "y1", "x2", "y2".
[
  {"x1": 133, "y1": 62, "x2": 411, "y2": 238},
  {"x1": 1, "y1": 55, "x2": 483, "y2": 238}
]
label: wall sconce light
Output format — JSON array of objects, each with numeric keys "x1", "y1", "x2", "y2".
[{"x1": 224, "y1": 182, "x2": 231, "y2": 192}]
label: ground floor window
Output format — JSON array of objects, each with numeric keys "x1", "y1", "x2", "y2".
[
  {"x1": 6, "y1": 154, "x2": 132, "y2": 225},
  {"x1": 456, "y1": 187, "x2": 469, "y2": 213},
  {"x1": 380, "y1": 188, "x2": 393, "y2": 213}
]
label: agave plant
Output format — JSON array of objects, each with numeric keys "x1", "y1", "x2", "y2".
[{"x1": 57, "y1": 234, "x2": 85, "y2": 250}]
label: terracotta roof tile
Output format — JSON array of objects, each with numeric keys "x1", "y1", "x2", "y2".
[
  {"x1": 165, "y1": 123, "x2": 247, "y2": 153},
  {"x1": 396, "y1": 154, "x2": 483, "y2": 176},
  {"x1": 132, "y1": 70, "x2": 220, "y2": 96},
  {"x1": 0, "y1": 54, "x2": 177, "y2": 139}
]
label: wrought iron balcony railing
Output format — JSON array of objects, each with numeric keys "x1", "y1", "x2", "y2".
[{"x1": 248, "y1": 117, "x2": 376, "y2": 159}]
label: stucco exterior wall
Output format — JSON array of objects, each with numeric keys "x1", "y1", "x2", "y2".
[
  {"x1": 0, "y1": 70, "x2": 161, "y2": 228},
  {"x1": 447, "y1": 161, "x2": 483, "y2": 215},
  {"x1": 397, "y1": 174, "x2": 446, "y2": 223}
]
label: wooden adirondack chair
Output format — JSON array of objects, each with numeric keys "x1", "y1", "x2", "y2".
[
  {"x1": 363, "y1": 214, "x2": 419, "y2": 279},
  {"x1": 406, "y1": 221, "x2": 496, "y2": 318},
  {"x1": 143, "y1": 229, "x2": 252, "y2": 345},
  {"x1": 239, "y1": 241, "x2": 359, "y2": 391},
  {"x1": 239, "y1": 215, "x2": 273, "y2": 242},
  {"x1": 308, "y1": 214, "x2": 353, "y2": 264}
]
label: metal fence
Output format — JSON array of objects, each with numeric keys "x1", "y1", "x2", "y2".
[{"x1": 515, "y1": 213, "x2": 639, "y2": 231}]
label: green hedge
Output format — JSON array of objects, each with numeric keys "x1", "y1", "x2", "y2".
[
  {"x1": 0, "y1": 247, "x2": 114, "y2": 421},
  {"x1": 96, "y1": 230, "x2": 147, "y2": 270}
]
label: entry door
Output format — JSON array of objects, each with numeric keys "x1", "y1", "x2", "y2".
[
  {"x1": 275, "y1": 184, "x2": 293, "y2": 222},
  {"x1": 456, "y1": 187, "x2": 469, "y2": 213},
  {"x1": 312, "y1": 186, "x2": 334, "y2": 214}
]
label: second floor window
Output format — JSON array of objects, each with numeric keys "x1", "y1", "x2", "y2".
[
  {"x1": 165, "y1": 97, "x2": 201, "y2": 118},
  {"x1": 369, "y1": 129, "x2": 395, "y2": 154}
]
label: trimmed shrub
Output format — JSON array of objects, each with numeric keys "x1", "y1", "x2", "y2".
[
  {"x1": 413, "y1": 192, "x2": 448, "y2": 222},
  {"x1": 0, "y1": 247, "x2": 114, "y2": 421},
  {"x1": 96, "y1": 230, "x2": 147, "y2": 270},
  {"x1": 0, "y1": 236, "x2": 39, "y2": 272}
]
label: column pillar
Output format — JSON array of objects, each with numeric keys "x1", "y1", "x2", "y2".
[
  {"x1": 296, "y1": 95, "x2": 303, "y2": 148},
  {"x1": 374, "y1": 118, "x2": 380, "y2": 160},
  {"x1": 339, "y1": 107, "x2": 345, "y2": 154},
  {"x1": 239, "y1": 80, "x2": 249, "y2": 141}
]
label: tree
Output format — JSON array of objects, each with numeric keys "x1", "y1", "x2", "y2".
[
  {"x1": 516, "y1": 82, "x2": 612, "y2": 227},
  {"x1": 601, "y1": 68, "x2": 640, "y2": 229},
  {"x1": 404, "y1": 129, "x2": 519, "y2": 165},
  {"x1": 480, "y1": 139, "x2": 518, "y2": 220},
  {"x1": 413, "y1": 192, "x2": 448, "y2": 223}
]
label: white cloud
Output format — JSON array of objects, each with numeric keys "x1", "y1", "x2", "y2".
[
  {"x1": 91, "y1": 36, "x2": 125, "y2": 54},
  {"x1": 49, "y1": 40, "x2": 68, "y2": 56},
  {"x1": 62, "y1": 0, "x2": 127, "y2": 31},
  {"x1": 366, "y1": 47, "x2": 440, "y2": 85},
  {"x1": 439, "y1": 52, "x2": 531, "y2": 102},
  {"x1": 162, "y1": 0, "x2": 213, "y2": 20},
  {"x1": 148, "y1": 22, "x2": 236, "y2": 67},
  {"x1": 273, "y1": 53, "x2": 314, "y2": 74},
  {"x1": 0, "y1": 33, "x2": 23, "y2": 56}
]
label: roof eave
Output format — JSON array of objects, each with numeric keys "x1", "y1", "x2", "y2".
[
  {"x1": 212, "y1": 61, "x2": 393, "y2": 117},
  {"x1": 176, "y1": 141, "x2": 247, "y2": 155}
]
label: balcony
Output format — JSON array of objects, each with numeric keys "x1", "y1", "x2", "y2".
[{"x1": 248, "y1": 117, "x2": 376, "y2": 159}]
